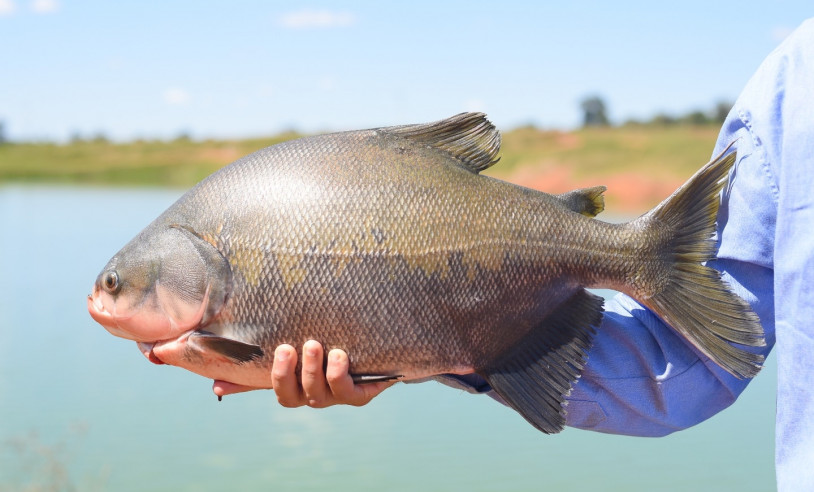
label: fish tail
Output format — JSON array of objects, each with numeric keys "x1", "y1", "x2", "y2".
[{"x1": 630, "y1": 143, "x2": 765, "y2": 378}]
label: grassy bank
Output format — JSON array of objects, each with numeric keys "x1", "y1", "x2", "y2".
[
  {"x1": 492, "y1": 125, "x2": 720, "y2": 212},
  {"x1": 0, "y1": 133, "x2": 300, "y2": 187},
  {"x1": 0, "y1": 125, "x2": 720, "y2": 213}
]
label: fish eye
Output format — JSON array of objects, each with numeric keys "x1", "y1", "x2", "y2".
[{"x1": 102, "y1": 271, "x2": 120, "y2": 294}]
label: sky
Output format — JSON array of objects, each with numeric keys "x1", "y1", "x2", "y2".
[{"x1": 0, "y1": 1, "x2": 811, "y2": 142}]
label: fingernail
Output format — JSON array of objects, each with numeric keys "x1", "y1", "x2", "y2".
[
  {"x1": 276, "y1": 349, "x2": 288, "y2": 361},
  {"x1": 306, "y1": 344, "x2": 318, "y2": 357},
  {"x1": 331, "y1": 351, "x2": 343, "y2": 363}
]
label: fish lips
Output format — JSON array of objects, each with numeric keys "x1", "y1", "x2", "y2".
[
  {"x1": 87, "y1": 283, "x2": 209, "y2": 344},
  {"x1": 88, "y1": 289, "x2": 168, "y2": 365},
  {"x1": 87, "y1": 291, "x2": 135, "y2": 340},
  {"x1": 88, "y1": 293, "x2": 164, "y2": 365}
]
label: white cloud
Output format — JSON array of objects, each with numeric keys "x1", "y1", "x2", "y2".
[
  {"x1": 0, "y1": 0, "x2": 17, "y2": 16},
  {"x1": 771, "y1": 25, "x2": 794, "y2": 43},
  {"x1": 163, "y1": 88, "x2": 191, "y2": 105},
  {"x1": 278, "y1": 9, "x2": 355, "y2": 29},
  {"x1": 31, "y1": 0, "x2": 58, "y2": 14}
]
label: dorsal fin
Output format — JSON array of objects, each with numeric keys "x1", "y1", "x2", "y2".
[{"x1": 382, "y1": 112, "x2": 501, "y2": 173}]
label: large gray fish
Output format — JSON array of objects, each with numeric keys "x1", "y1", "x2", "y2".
[{"x1": 87, "y1": 113, "x2": 764, "y2": 433}]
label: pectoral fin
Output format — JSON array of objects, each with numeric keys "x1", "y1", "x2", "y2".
[
  {"x1": 478, "y1": 289, "x2": 603, "y2": 434},
  {"x1": 189, "y1": 331, "x2": 264, "y2": 363}
]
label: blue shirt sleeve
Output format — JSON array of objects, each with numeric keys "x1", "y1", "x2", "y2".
[
  {"x1": 741, "y1": 19, "x2": 814, "y2": 491},
  {"x1": 438, "y1": 18, "x2": 814, "y2": 491},
  {"x1": 565, "y1": 115, "x2": 779, "y2": 436},
  {"x1": 571, "y1": 21, "x2": 814, "y2": 491},
  {"x1": 436, "y1": 126, "x2": 777, "y2": 435},
  {"x1": 436, "y1": 92, "x2": 779, "y2": 437},
  {"x1": 438, "y1": 21, "x2": 814, "y2": 446}
]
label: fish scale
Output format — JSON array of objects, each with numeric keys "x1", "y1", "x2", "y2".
[{"x1": 89, "y1": 112, "x2": 765, "y2": 434}]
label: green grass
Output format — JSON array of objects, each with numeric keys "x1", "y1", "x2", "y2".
[
  {"x1": 489, "y1": 124, "x2": 719, "y2": 181},
  {"x1": 491, "y1": 125, "x2": 720, "y2": 212},
  {"x1": 0, "y1": 125, "x2": 720, "y2": 211},
  {"x1": 0, "y1": 133, "x2": 301, "y2": 187}
]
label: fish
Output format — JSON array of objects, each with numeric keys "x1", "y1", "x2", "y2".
[{"x1": 87, "y1": 112, "x2": 765, "y2": 434}]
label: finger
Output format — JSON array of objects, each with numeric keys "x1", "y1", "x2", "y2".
[
  {"x1": 324, "y1": 349, "x2": 356, "y2": 401},
  {"x1": 271, "y1": 344, "x2": 303, "y2": 407},
  {"x1": 212, "y1": 380, "x2": 261, "y2": 398},
  {"x1": 325, "y1": 349, "x2": 397, "y2": 406},
  {"x1": 301, "y1": 340, "x2": 329, "y2": 408}
]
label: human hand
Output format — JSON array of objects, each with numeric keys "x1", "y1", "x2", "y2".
[{"x1": 212, "y1": 340, "x2": 395, "y2": 407}]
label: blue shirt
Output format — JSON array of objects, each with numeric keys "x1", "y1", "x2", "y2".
[{"x1": 438, "y1": 18, "x2": 814, "y2": 491}]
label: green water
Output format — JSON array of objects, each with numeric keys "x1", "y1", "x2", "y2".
[{"x1": 0, "y1": 186, "x2": 776, "y2": 491}]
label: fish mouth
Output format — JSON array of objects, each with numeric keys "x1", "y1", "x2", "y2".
[
  {"x1": 88, "y1": 288, "x2": 168, "y2": 366},
  {"x1": 89, "y1": 288, "x2": 192, "y2": 368},
  {"x1": 87, "y1": 287, "x2": 165, "y2": 343},
  {"x1": 87, "y1": 291, "x2": 132, "y2": 339},
  {"x1": 87, "y1": 290, "x2": 111, "y2": 325}
]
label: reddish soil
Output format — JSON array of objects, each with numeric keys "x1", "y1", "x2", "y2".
[{"x1": 506, "y1": 166, "x2": 685, "y2": 216}]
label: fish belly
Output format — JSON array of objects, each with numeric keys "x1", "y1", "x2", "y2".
[{"x1": 199, "y1": 251, "x2": 576, "y2": 386}]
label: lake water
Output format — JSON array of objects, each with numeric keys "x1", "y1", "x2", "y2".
[{"x1": 0, "y1": 185, "x2": 777, "y2": 491}]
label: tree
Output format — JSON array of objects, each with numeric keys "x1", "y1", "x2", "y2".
[
  {"x1": 580, "y1": 96, "x2": 610, "y2": 127},
  {"x1": 713, "y1": 100, "x2": 733, "y2": 123},
  {"x1": 681, "y1": 110, "x2": 711, "y2": 126},
  {"x1": 650, "y1": 113, "x2": 677, "y2": 126}
]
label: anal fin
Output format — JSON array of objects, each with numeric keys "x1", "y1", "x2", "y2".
[
  {"x1": 478, "y1": 289, "x2": 603, "y2": 434},
  {"x1": 190, "y1": 331, "x2": 264, "y2": 363}
]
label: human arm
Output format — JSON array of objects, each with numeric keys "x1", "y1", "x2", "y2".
[
  {"x1": 437, "y1": 74, "x2": 780, "y2": 436},
  {"x1": 438, "y1": 257, "x2": 775, "y2": 437},
  {"x1": 565, "y1": 20, "x2": 814, "y2": 439},
  {"x1": 565, "y1": 259, "x2": 775, "y2": 436}
]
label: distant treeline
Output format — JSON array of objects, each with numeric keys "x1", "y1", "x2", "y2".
[
  {"x1": 580, "y1": 96, "x2": 733, "y2": 128},
  {"x1": 0, "y1": 119, "x2": 721, "y2": 214},
  {"x1": 622, "y1": 100, "x2": 733, "y2": 127},
  {"x1": 0, "y1": 98, "x2": 733, "y2": 147}
]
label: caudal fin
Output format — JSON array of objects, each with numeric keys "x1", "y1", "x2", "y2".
[{"x1": 632, "y1": 144, "x2": 765, "y2": 379}]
